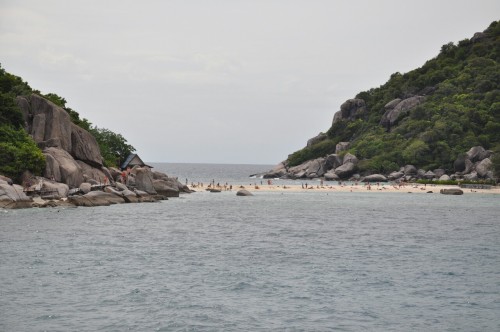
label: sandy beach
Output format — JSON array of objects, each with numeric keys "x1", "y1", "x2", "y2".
[{"x1": 191, "y1": 182, "x2": 500, "y2": 195}]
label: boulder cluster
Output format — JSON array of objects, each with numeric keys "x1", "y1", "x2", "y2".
[
  {"x1": 260, "y1": 144, "x2": 495, "y2": 183},
  {"x1": 1, "y1": 94, "x2": 191, "y2": 209}
]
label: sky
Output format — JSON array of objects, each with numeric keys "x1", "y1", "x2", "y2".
[{"x1": 1, "y1": 0, "x2": 499, "y2": 164}]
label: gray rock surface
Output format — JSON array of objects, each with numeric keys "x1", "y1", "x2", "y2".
[
  {"x1": 236, "y1": 189, "x2": 253, "y2": 196},
  {"x1": 79, "y1": 182, "x2": 92, "y2": 194},
  {"x1": 324, "y1": 170, "x2": 340, "y2": 181},
  {"x1": 134, "y1": 167, "x2": 157, "y2": 194},
  {"x1": 0, "y1": 183, "x2": 33, "y2": 209},
  {"x1": 334, "y1": 162, "x2": 356, "y2": 179},
  {"x1": 403, "y1": 165, "x2": 417, "y2": 175},
  {"x1": 153, "y1": 179, "x2": 180, "y2": 197},
  {"x1": 306, "y1": 132, "x2": 327, "y2": 147},
  {"x1": 439, "y1": 174, "x2": 451, "y2": 181},
  {"x1": 43, "y1": 147, "x2": 84, "y2": 188},
  {"x1": 325, "y1": 154, "x2": 342, "y2": 170},
  {"x1": 363, "y1": 174, "x2": 388, "y2": 182},
  {"x1": 466, "y1": 146, "x2": 487, "y2": 162},
  {"x1": 475, "y1": 158, "x2": 492, "y2": 178},
  {"x1": 343, "y1": 153, "x2": 358, "y2": 165},
  {"x1": 70, "y1": 123, "x2": 103, "y2": 167},
  {"x1": 440, "y1": 188, "x2": 464, "y2": 195},
  {"x1": 332, "y1": 99, "x2": 367, "y2": 126},
  {"x1": 380, "y1": 96, "x2": 425, "y2": 129},
  {"x1": 41, "y1": 181, "x2": 69, "y2": 199},
  {"x1": 68, "y1": 191, "x2": 125, "y2": 207}
]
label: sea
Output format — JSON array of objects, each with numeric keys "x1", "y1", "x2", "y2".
[{"x1": 1, "y1": 163, "x2": 499, "y2": 331}]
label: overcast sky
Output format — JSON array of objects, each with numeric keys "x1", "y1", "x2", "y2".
[{"x1": 1, "y1": 1, "x2": 499, "y2": 164}]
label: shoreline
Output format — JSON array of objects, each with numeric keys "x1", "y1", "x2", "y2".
[{"x1": 190, "y1": 182, "x2": 500, "y2": 195}]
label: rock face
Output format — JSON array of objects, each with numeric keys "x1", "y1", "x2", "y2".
[
  {"x1": 0, "y1": 183, "x2": 33, "y2": 209},
  {"x1": 15, "y1": 94, "x2": 104, "y2": 188},
  {"x1": 70, "y1": 123, "x2": 103, "y2": 167},
  {"x1": 134, "y1": 167, "x2": 157, "y2": 194},
  {"x1": 332, "y1": 99, "x2": 367, "y2": 126},
  {"x1": 306, "y1": 133, "x2": 327, "y2": 147},
  {"x1": 334, "y1": 162, "x2": 356, "y2": 179},
  {"x1": 380, "y1": 96, "x2": 425, "y2": 130},
  {"x1": 476, "y1": 158, "x2": 492, "y2": 178},
  {"x1": 43, "y1": 147, "x2": 84, "y2": 188}
]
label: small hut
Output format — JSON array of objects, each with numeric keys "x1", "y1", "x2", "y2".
[{"x1": 120, "y1": 153, "x2": 151, "y2": 170}]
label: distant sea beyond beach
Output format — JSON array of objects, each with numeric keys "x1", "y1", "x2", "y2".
[{"x1": 2, "y1": 163, "x2": 500, "y2": 331}]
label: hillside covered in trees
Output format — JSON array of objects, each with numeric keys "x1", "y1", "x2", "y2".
[
  {"x1": 286, "y1": 20, "x2": 500, "y2": 178},
  {"x1": 0, "y1": 65, "x2": 135, "y2": 182}
]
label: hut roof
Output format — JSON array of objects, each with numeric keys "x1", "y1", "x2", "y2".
[{"x1": 120, "y1": 153, "x2": 151, "y2": 170}]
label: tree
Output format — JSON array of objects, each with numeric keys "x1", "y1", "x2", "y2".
[{"x1": 90, "y1": 127, "x2": 135, "y2": 167}]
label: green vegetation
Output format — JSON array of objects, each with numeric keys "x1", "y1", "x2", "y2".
[
  {"x1": 0, "y1": 65, "x2": 45, "y2": 182},
  {"x1": 89, "y1": 127, "x2": 135, "y2": 167},
  {"x1": 0, "y1": 63, "x2": 135, "y2": 182},
  {"x1": 287, "y1": 21, "x2": 500, "y2": 176}
]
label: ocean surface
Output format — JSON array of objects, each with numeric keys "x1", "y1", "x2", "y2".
[{"x1": 1, "y1": 163, "x2": 500, "y2": 331}]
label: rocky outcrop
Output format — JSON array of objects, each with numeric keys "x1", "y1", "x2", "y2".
[
  {"x1": 70, "y1": 123, "x2": 103, "y2": 167},
  {"x1": 476, "y1": 158, "x2": 492, "y2": 178},
  {"x1": 16, "y1": 94, "x2": 105, "y2": 189},
  {"x1": 43, "y1": 147, "x2": 84, "y2": 188},
  {"x1": 335, "y1": 142, "x2": 350, "y2": 154},
  {"x1": 0, "y1": 183, "x2": 33, "y2": 209},
  {"x1": 380, "y1": 96, "x2": 425, "y2": 130},
  {"x1": 334, "y1": 162, "x2": 356, "y2": 179},
  {"x1": 68, "y1": 191, "x2": 125, "y2": 207},
  {"x1": 134, "y1": 167, "x2": 157, "y2": 194},
  {"x1": 332, "y1": 99, "x2": 367, "y2": 126},
  {"x1": 306, "y1": 133, "x2": 327, "y2": 147},
  {"x1": 41, "y1": 181, "x2": 69, "y2": 199}
]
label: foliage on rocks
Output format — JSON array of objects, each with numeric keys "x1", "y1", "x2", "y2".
[{"x1": 287, "y1": 21, "x2": 500, "y2": 175}]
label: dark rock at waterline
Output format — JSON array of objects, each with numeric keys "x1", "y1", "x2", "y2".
[
  {"x1": 0, "y1": 183, "x2": 33, "y2": 209},
  {"x1": 440, "y1": 188, "x2": 464, "y2": 195},
  {"x1": 68, "y1": 191, "x2": 126, "y2": 207},
  {"x1": 236, "y1": 189, "x2": 253, "y2": 196}
]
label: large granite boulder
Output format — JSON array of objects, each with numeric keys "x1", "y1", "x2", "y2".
[
  {"x1": 17, "y1": 94, "x2": 72, "y2": 152},
  {"x1": 424, "y1": 170, "x2": 436, "y2": 179},
  {"x1": 79, "y1": 182, "x2": 92, "y2": 194},
  {"x1": 306, "y1": 158, "x2": 326, "y2": 178},
  {"x1": 388, "y1": 171, "x2": 404, "y2": 181},
  {"x1": 70, "y1": 123, "x2": 103, "y2": 167},
  {"x1": 68, "y1": 191, "x2": 125, "y2": 207},
  {"x1": 17, "y1": 94, "x2": 104, "y2": 171},
  {"x1": 75, "y1": 161, "x2": 109, "y2": 184},
  {"x1": 41, "y1": 181, "x2": 69, "y2": 199},
  {"x1": 324, "y1": 170, "x2": 340, "y2": 181},
  {"x1": 403, "y1": 165, "x2": 417, "y2": 176},
  {"x1": 236, "y1": 189, "x2": 253, "y2": 196},
  {"x1": 342, "y1": 153, "x2": 358, "y2": 165},
  {"x1": 325, "y1": 154, "x2": 342, "y2": 170},
  {"x1": 306, "y1": 132, "x2": 327, "y2": 147},
  {"x1": 332, "y1": 99, "x2": 367, "y2": 125},
  {"x1": 380, "y1": 96, "x2": 425, "y2": 130},
  {"x1": 262, "y1": 162, "x2": 287, "y2": 179},
  {"x1": 334, "y1": 162, "x2": 356, "y2": 179},
  {"x1": 363, "y1": 174, "x2": 388, "y2": 182},
  {"x1": 463, "y1": 172, "x2": 478, "y2": 181},
  {"x1": 466, "y1": 146, "x2": 488, "y2": 162},
  {"x1": 43, "y1": 147, "x2": 84, "y2": 188},
  {"x1": 121, "y1": 189, "x2": 140, "y2": 203},
  {"x1": 439, "y1": 174, "x2": 451, "y2": 181},
  {"x1": 0, "y1": 183, "x2": 33, "y2": 209},
  {"x1": 476, "y1": 158, "x2": 492, "y2": 178},
  {"x1": 153, "y1": 179, "x2": 180, "y2": 197},
  {"x1": 134, "y1": 167, "x2": 157, "y2": 194}
]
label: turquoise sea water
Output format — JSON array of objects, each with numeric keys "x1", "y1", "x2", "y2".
[{"x1": 1, "y1": 163, "x2": 500, "y2": 331}]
